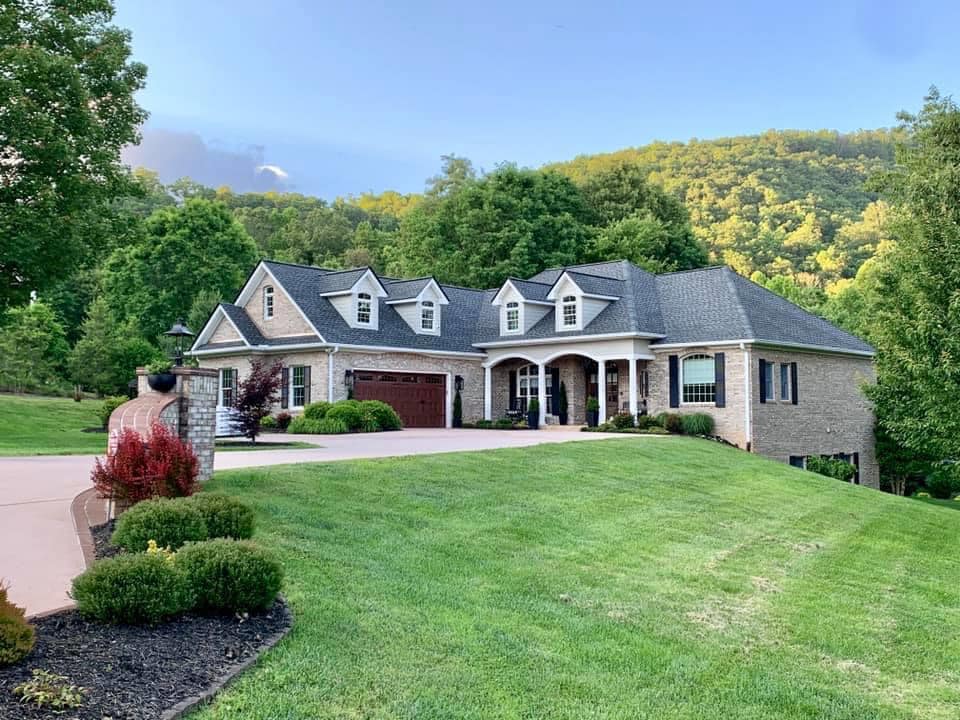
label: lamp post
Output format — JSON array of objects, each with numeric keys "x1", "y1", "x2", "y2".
[{"x1": 163, "y1": 318, "x2": 195, "y2": 367}]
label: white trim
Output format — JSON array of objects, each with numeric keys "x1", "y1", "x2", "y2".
[
  {"x1": 191, "y1": 306, "x2": 252, "y2": 351},
  {"x1": 319, "y1": 268, "x2": 389, "y2": 298},
  {"x1": 678, "y1": 352, "x2": 717, "y2": 406},
  {"x1": 483, "y1": 365, "x2": 492, "y2": 420},
  {"x1": 384, "y1": 278, "x2": 450, "y2": 306},
  {"x1": 475, "y1": 331, "x2": 664, "y2": 349},
  {"x1": 233, "y1": 262, "x2": 327, "y2": 343},
  {"x1": 651, "y1": 338, "x2": 874, "y2": 357},
  {"x1": 491, "y1": 279, "x2": 552, "y2": 306},
  {"x1": 327, "y1": 346, "x2": 339, "y2": 402},
  {"x1": 191, "y1": 341, "x2": 485, "y2": 359},
  {"x1": 741, "y1": 342, "x2": 752, "y2": 449}
]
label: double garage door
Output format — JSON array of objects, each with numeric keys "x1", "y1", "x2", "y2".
[{"x1": 353, "y1": 371, "x2": 446, "y2": 428}]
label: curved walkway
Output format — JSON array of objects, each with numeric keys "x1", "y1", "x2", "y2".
[{"x1": 0, "y1": 428, "x2": 639, "y2": 615}]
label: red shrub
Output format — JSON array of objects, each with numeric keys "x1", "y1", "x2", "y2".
[{"x1": 92, "y1": 422, "x2": 198, "y2": 504}]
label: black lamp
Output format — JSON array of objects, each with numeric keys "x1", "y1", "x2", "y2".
[
  {"x1": 163, "y1": 318, "x2": 195, "y2": 367},
  {"x1": 455, "y1": 375, "x2": 464, "y2": 392},
  {"x1": 344, "y1": 369, "x2": 354, "y2": 388}
]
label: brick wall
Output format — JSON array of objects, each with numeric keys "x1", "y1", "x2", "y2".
[{"x1": 243, "y1": 274, "x2": 316, "y2": 338}]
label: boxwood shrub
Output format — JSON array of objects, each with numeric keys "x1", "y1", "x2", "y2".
[
  {"x1": 176, "y1": 539, "x2": 283, "y2": 614},
  {"x1": 325, "y1": 399, "x2": 365, "y2": 430},
  {"x1": 0, "y1": 584, "x2": 35, "y2": 666},
  {"x1": 303, "y1": 401, "x2": 332, "y2": 420},
  {"x1": 359, "y1": 400, "x2": 402, "y2": 431},
  {"x1": 111, "y1": 497, "x2": 208, "y2": 552},
  {"x1": 656, "y1": 412, "x2": 684, "y2": 433},
  {"x1": 611, "y1": 412, "x2": 635, "y2": 429},
  {"x1": 71, "y1": 552, "x2": 192, "y2": 624},
  {"x1": 189, "y1": 494, "x2": 255, "y2": 540}
]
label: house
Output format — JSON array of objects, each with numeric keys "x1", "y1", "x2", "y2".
[{"x1": 190, "y1": 259, "x2": 879, "y2": 486}]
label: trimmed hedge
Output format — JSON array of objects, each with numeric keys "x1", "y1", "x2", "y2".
[
  {"x1": 291, "y1": 399, "x2": 402, "y2": 434},
  {"x1": 71, "y1": 552, "x2": 192, "y2": 624},
  {"x1": 112, "y1": 497, "x2": 207, "y2": 552},
  {"x1": 303, "y1": 401, "x2": 332, "y2": 421},
  {"x1": 176, "y1": 539, "x2": 283, "y2": 614},
  {"x1": 188, "y1": 494, "x2": 255, "y2": 540}
]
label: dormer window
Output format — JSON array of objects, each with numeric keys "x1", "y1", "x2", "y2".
[
  {"x1": 357, "y1": 293, "x2": 372, "y2": 325},
  {"x1": 506, "y1": 302, "x2": 520, "y2": 332},
  {"x1": 263, "y1": 286, "x2": 274, "y2": 320},
  {"x1": 421, "y1": 301, "x2": 435, "y2": 331},
  {"x1": 561, "y1": 295, "x2": 577, "y2": 328}
]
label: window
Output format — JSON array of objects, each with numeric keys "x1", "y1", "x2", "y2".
[
  {"x1": 291, "y1": 366, "x2": 306, "y2": 407},
  {"x1": 762, "y1": 361, "x2": 774, "y2": 401},
  {"x1": 561, "y1": 295, "x2": 577, "y2": 327},
  {"x1": 682, "y1": 354, "x2": 715, "y2": 404},
  {"x1": 357, "y1": 293, "x2": 372, "y2": 325},
  {"x1": 780, "y1": 363, "x2": 790, "y2": 401},
  {"x1": 263, "y1": 286, "x2": 274, "y2": 320},
  {"x1": 219, "y1": 368, "x2": 236, "y2": 407},
  {"x1": 421, "y1": 301, "x2": 435, "y2": 331},
  {"x1": 506, "y1": 302, "x2": 520, "y2": 332},
  {"x1": 789, "y1": 456, "x2": 805, "y2": 469},
  {"x1": 517, "y1": 365, "x2": 552, "y2": 408}
]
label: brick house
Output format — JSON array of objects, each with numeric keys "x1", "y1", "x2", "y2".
[{"x1": 191, "y1": 259, "x2": 879, "y2": 486}]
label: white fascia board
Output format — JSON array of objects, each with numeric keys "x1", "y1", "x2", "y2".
[
  {"x1": 650, "y1": 338, "x2": 875, "y2": 357},
  {"x1": 191, "y1": 340, "x2": 485, "y2": 359},
  {"x1": 385, "y1": 280, "x2": 451, "y2": 306},
  {"x1": 581, "y1": 293, "x2": 621, "y2": 302},
  {"x1": 545, "y1": 271, "x2": 582, "y2": 301},
  {"x1": 191, "y1": 306, "x2": 251, "y2": 351},
  {"x1": 491, "y1": 279, "x2": 521, "y2": 306},
  {"x1": 474, "y1": 331, "x2": 664, "y2": 348}
]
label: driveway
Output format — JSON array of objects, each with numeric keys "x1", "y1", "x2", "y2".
[{"x1": 0, "y1": 428, "x2": 637, "y2": 615}]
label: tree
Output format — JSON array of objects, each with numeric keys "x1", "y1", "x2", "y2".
[
  {"x1": 0, "y1": 0, "x2": 147, "y2": 307},
  {"x1": 866, "y1": 90, "x2": 960, "y2": 463},
  {"x1": 0, "y1": 302, "x2": 69, "y2": 393},
  {"x1": 101, "y1": 199, "x2": 259, "y2": 341},
  {"x1": 235, "y1": 360, "x2": 282, "y2": 442},
  {"x1": 187, "y1": 289, "x2": 224, "y2": 340}
]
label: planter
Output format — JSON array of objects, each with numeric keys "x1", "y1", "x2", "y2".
[
  {"x1": 147, "y1": 372, "x2": 176, "y2": 393},
  {"x1": 558, "y1": 411, "x2": 568, "y2": 426},
  {"x1": 587, "y1": 410, "x2": 599, "y2": 428},
  {"x1": 527, "y1": 410, "x2": 540, "y2": 430}
]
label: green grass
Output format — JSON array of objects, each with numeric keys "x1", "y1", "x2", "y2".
[
  {"x1": 191, "y1": 438, "x2": 960, "y2": 719},
  {"x1": 214, "y1": 440, "x2": 320, "y2": 452},
  {"x1": 0, "y1": 393, "x2": 106, "y2": 456}
]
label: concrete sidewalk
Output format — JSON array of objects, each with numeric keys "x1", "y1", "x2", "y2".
[{"x1": 0, "y1": 428, "x2": 641, "y2": 614}]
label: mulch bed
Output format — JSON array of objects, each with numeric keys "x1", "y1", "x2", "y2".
[
  {"x1": 0, "y1": 523, "x2": 292, "y2": 719},
  {"x1": 90, "y1": 519, "x2": 122, "y2": 558}
]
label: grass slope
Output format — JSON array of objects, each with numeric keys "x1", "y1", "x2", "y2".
[
  {"x1": 0, "y1": 393, "x2": 105, "y2": 456},
  {"x1": 193, "y1": 438, "x2": 960, "y2": 719}
]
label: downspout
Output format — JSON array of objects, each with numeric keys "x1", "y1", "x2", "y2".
[
  {"x1": 327, "y1": 345, "x2": 339, "y2": 402},
  {"x1": 740, "y1": 342, "x2": 751, "y2": 452}
]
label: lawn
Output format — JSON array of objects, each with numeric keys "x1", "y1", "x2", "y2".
[
  {"x1": 0, "y1": 393, "x2": 106, "y2": 456},
  {"x1": 192, "y1": 438, "x2": 960, "y2": 719}
]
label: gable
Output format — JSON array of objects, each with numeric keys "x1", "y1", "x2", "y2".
[
  {"x1": 243, "y1": 273, "x2": 316, "y2": 339},
  {"x1": 208, "y1": 315, "x2": 241, "y2": 344}
]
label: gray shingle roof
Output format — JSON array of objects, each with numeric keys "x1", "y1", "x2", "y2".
[{"x1": 197, "y1": 260, "x2": 873, "y2": 356}]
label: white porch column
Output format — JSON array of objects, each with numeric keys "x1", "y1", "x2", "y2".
[
  {"x1": 483, "y1": 365, "x2": 492, "y2": 421},
  {"x1": 628, "y1": 356, "x2": 638, "y2": 418},
  {"x1": 537, "y1": 363, "x2": 547, "y2": 427},
  {"x1": 597, "y1": 360, "x2": 607, "y2": 425}
]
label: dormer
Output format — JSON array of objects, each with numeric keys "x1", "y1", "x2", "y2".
[
  {"x1": 546, "y1": 271, "x2": 620, "y2": 332},
  {"x1": 321, "y1": 268, "x2": 389, "y2": 330},
  {"x1": 491, "y1": 279, "x2": 553, "y2": 335},
  {"x1": 385, "y1": 278, "x2": 450, "y2": 336}
]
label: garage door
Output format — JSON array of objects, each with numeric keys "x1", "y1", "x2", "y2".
[{"x1": 353, "y1": 372, "x2": 446, "y2": 428}]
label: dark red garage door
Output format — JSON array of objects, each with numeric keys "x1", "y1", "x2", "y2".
[{"x1": 353, "y1": 372, "x2": 446, "y2": 428}]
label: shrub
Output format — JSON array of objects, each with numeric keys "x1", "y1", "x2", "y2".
[
  {"x1": 635, "y1": 414, "x2": 659, "y2": 430},
  {"x1": 586, "y1": 396, "x2": 600, "y2": 412},
  {"x1": 611, "y1": 412, "x2": 635, "y2": 429},
  {"x1": 302, "y1": 401, "x2": 332, "y2": 421},
  {"x1": 176, "y1": 539, "x2": 283, "y2": 614},
  {"x1": 325, "y1": 399, "x2": 365, "y2": 431},
  {"x1": 0, "y1": 583, "x2": 35, "y2": 666},
  {"x1": 91, "y1": 422, "x2": 198, "y2": 505},
  {"x1": 657, "y1": 413, "x2": 683, "y2": 433},
  {"x1": 71, "y1": 552, "x2": 192, "y2": 624},
  {"x1": 288, "y1": 416, "x2": 349, "y2": 434},
  {"x1": 924, "y1": 465, "x2": 960, "y2": 499},
  {"x1": 680, "y1": 413, "x2": 714, "y2": 436},
  {"x1": 259, "y1": 415, "x2": 278, "y2": 429},
  {"x1": 236, "y1": 359, "x2": 282, "y2": 441},
  {"x1": 596, "y1": 421, "x2": 616, "y2": 432},
  {"x1": 111, "y1": 497, "x2": 208, "y2": 552},
  {"x1": 359, "y1": 400, "x2": 402, "y2": 431},
  {"x1": 453, "y1": 390, "x2": 463, "y2": 427},
  {"x1": 275, "y1": 411, "x2": 292, "y2": 430},
  {"x1": 475, "y1": 419, "x2": 493, "y2": 429},
  {"x1": 13, "y1": 670, "x2": 86, "y2": 711},
  {"x1": 493, "y1": 418, "x2": 514, "y2": 429},
  {"x1": 97, "y1": 396, "x2": 127, "y2": 429},
  {"x1": 189, "y1": 494, "x2": 255, "y2": 540},
  {"x1": 806, "y1": 456, "x2": 857, "y2": 483},
  {"x1": 287, "y1": 415, "x2": 321, "y2": 434}
]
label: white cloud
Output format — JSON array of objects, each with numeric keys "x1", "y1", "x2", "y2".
[{"x1": 256, "y1": 164, "x2": 289, "y2": 180}]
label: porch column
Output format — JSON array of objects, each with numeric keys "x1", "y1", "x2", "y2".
[
  {"x1": 537, "y1": 363, "x2": 547, "y2": 427},
  {"x1": 628, "y1": 356, "x2": 638, "y2": 418},
  {"x1": 483, "y1": 365, "x2": 492, "y2": 421},
  {"x1": 597, "y1": 360, "x2": 607, "y2": 425}
]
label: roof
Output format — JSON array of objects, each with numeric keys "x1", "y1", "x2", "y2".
[{"x1": 194, "y1": 259, "x2": 873, "y2": 357}]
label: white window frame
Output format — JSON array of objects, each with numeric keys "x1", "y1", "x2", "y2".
[
  {"x1": 420, "y1": 300, "x2": 436, "y2": 331},
  {"x1": 680, "y1": 354, "x2": 716, "y2": 405},
  {"x1": 263, "y1": 286, "x2": 274, "y2": 320},
  {"x1": 290, "y1": 365, "x2": 307, "y2": 408},
  {"x1": 779, "y1": 363, "x2": 791, "y2": 402},
  {"x1": 517, "y1": 364, "x2": 552, "y2": 407},
  {"x1": 357, "y1": 292, "x2": 372, "y2": 325},
  {"x1": 505, "y1": 302, "x2": 521, "y2": 333},
  {"x1": 219, "y1": 367, "x2": 236, "y2": 407},
  {"x1": 561, "y1": 295, "x2": 577, "y2": 328}
]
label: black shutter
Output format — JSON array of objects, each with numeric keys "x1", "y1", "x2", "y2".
[
  {"x1": 714, "y1": 352, "x2": 726, "y2": 408},
  {"x1": 231, "y1": 369, "x2": 238, "y2": 408},
  {"x1": 508, "y1": 370, "x2": 517, "y2": 411},
  {"x1": 303, "y1": 365, "x2": 311, "y2": 405},
  {"x1": 668, "y1": 355, "x2": 679, "y2": 408},
  {"x1": 550, "y1": 367, "x2": 560, "y2": 414},
  {"x1": 280, "y1": 366, "x2": 289, "y2": 409},
  {"x1": 790, "y1": 362, "x2": 798, "y2": 405},
  {"x1": 853, "y1": 452, "x2": 860, "y2": 485},
  {"x1": 758, "y1": 359, "x2": 767, "y2": 403}
]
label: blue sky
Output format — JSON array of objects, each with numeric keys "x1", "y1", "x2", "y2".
[{"x1": 115, "y1": 0, "x2": 958, "y2": 198}]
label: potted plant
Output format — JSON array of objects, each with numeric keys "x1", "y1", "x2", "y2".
[
  {"x1": 557, "y1": 381, "x2": 568, "y2": 425},
  {"x1": 146, "y1": 360, "x2": 176, "y2": 393},
  {"x1": 586, "y1": 396, "x2": 600, "y2": 428},
  {"x1": 453, "y1": 389, "x2": 463, "y2": 428},
  {"x1": 527, "y1": 397, "x2": 540, "y2": 430}
]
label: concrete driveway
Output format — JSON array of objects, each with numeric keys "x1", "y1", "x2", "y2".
[{"x1": 0, "y1": 428, "x2": 635, "y2": 615}]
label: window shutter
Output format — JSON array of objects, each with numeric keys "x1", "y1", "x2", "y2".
[
  {"x1": 550, "y1": 367, "x2": 560, "y2": 414},
  {"x1": 758, "y1": 359, "x2": 767, "y2": 403},
  {"x1": 231, "y1": 369, "x2": 238, "y2": 408},
  {"x1": 790, "y1": 362, "x2": 798, "y2": 405},
  {"x1": 668, "y1": 355, "x2": 679, "y2": 408},
  {"x1": 714, "y1": 352, "x2": 726, "y2": 408},
  {"x1": 508, "y1": 370, "x2": 517, "y2": 411},
  {"x1": 280, "y1": 367, "x2": 289, "y2": 409},
  {"x1": 303, "y1": 365, "x2": 311, "y2": 405}
]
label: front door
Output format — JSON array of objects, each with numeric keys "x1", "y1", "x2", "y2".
[{"x1": 587, "y1": 361, "x2": 620, "y2": 418}]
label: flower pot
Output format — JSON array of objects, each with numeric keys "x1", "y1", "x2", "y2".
[
  {"x1": 558, "y1": 411, "x2": 568, "y2": 426},
  {"x1": 527, "y1": 410, "x2": 540, "y2": 430},
  {"x1": 587, "y1": 410, "x2": 599, "y2": 428},
  {"x1": 147, "y1": 372, "x2": 177, "y2": 393}
]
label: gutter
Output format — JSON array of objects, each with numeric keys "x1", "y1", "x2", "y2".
[
  {"x1": 741, "y1": 341, "x2": 752, "y2": 452},
  {"x1": 327, "y1": 345, "x2": 339, "y2": 402}
]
